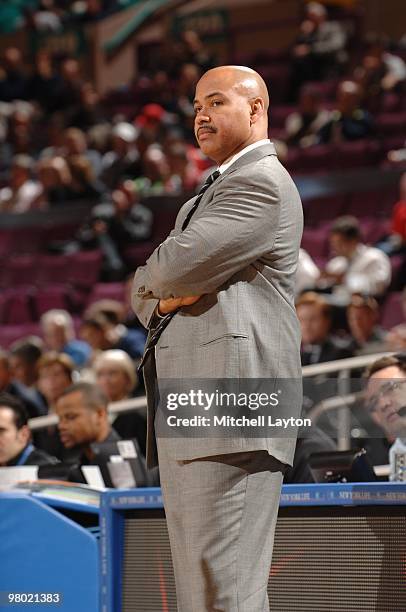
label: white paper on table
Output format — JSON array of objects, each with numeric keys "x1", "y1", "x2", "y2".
[
  {"x1": 0, "y1": 466, "x2": 38, "y2": 490},
  {"x1": 81, "y1": 465, "x2": 106, "y2": 489},
  {"x1": 108, "y1": 460, "x2": 136, "y2": 488}
]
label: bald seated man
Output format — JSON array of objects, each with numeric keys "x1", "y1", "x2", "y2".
[{"x1": 132, "y1": 66, "x2": 303, "y2": 611}]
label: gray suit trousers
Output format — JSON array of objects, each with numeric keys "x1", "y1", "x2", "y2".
[{"x1": 157, "y1": 438, "x2": 285, "y2": 612}]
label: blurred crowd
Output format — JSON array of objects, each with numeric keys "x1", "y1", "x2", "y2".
[
  {"x1": 0, "y1": 0, "x2": 128, "y2": 34},
  {"x1": 0, "y1": 1, "x2": 406, "y2": 485}
]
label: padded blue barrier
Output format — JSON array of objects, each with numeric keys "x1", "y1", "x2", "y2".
[{"x1": 0, "y1": 492, "x2": 99, "y2": 611}]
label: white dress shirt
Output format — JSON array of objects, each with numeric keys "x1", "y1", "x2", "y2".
[
  {"x1": 326, "y1": 243, "x2": 392, "y2": 299},
  {"x1": 218, "y1": 139, "x2": 271, "y2": 174}
]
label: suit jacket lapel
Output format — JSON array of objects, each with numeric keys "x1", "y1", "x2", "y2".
[
  {"x1": 216, "y1": 142, "x2": 278, "y2": 185},
  {"x1": 177, "y1": 143, "x2": 278, "y2": 230}
]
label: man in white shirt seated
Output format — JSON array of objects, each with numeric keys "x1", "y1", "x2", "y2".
[
  {"x1": 0, "y1": 155, "x2": 42, "y2": 213},
  {"x1": 320, "y1": 216, "x2": 391, "y2": 304},
  {"x1": 296, "y1": 248, "x2": 321, "y2": 296}
]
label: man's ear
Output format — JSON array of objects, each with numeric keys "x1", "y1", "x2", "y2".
[
  {"x1": 250, "y1": 97, "x2": 265, "y2": 123},
  {"x1": 18, "y1": 425, "x2": 31, "y2": 445}
]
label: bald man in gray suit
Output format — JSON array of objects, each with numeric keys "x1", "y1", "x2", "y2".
[{"x1": 132, "y1": 66, "x2": 303, "y2": 611}]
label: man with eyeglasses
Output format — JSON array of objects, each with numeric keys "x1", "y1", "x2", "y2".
[{"x1": 364, "y1": 354, "x2": 406, "y2": 480}]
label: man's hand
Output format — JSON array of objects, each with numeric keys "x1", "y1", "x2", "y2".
[{"x1": 158, "y1": 295, "x2": 202, "y2": 315}]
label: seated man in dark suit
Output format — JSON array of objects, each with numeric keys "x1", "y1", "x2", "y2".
[
  {"x1": 55, "y1": 382, "x2": 120, "y2": 465},
  {"x1": 297, "y1": 292, "x2": 353, "y2": 366},
  {"x1": 55, "y1": 381, "x2": 154, "y2": 486},
  {"x1": 0, "y1": 350, "x2": 44, "y2": 419},
  {"x1": 0, "y1": 393, "x2": 58, "y2": 467}
]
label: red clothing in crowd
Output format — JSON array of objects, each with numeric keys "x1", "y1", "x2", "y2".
[{"x1": 392, "y1": 200, "x2": 406, "y2": 240}]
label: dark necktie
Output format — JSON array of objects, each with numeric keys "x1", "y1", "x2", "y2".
[
  {"x1": 138, "y1": 169, "x2": 220, "y2": 371},
  {"x1": 181, "y1": 169, "x2": 220, "y2": 230}
]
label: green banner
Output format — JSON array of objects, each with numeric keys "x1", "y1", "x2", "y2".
[
  {"x1": 29, "y1": 27, "x2": 88, "y2": 58},
  {"x1": 172, "y1": 9, "x2": 228, "y2": 39}
]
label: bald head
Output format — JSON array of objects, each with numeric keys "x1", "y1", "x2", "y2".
[
  {"x1": 200, "y1": 66, "x2": 269, "y2": 111},
  {"x1": 194, "y1": 65, "x2": 269, "y2": 165}
]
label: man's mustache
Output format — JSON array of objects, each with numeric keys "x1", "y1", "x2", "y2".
[{"x1": 197, "y1": 125, "x2": 217, "y2": 135}]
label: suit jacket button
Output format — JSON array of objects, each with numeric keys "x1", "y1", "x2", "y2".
[{"x1": 138, "y1": 285, "x2": 145, "y2": 293}]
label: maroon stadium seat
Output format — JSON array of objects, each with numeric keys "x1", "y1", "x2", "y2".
[
  {"x1": 33, "y1": 285, "x2": 70, "y2": 316},
  {"x1": 334, "y1": 140, "x2": 379, "y2": 170},
  {"x1": 65, "y1": 250, "x2": 103, "y2": 287},
  {"x1": 304, "y1": 194, "x2": 346, "y2": 226},
  {"x1": 86, "y1": 282, "x2": 126, "y2": 307},
  {"x1": 0, "y1": 323, "x2": 42, "y2": 348},
  {"x1": 0, "y1": 287, "x2": 35, "y2": 325},
  {"x1": 0, "y1": 255, "x2": 38, "y2": 287},
  {"x1": 125, "y1": 243, "x2": 155, "y2": 268},
  {"x1": 380, "y1": 292, "x2": 404, "y2": 330},
  {"x1": 301, "y1": 228, "x2": 329, "y2": 260},
  {"x1": 36, "y1": 255, "x2": 71, "y2": 285}
]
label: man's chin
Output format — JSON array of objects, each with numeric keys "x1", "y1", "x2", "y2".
[
  {"x1": 60, "y1": 437, "x2": 75, "y2": 448},
  {"x1": 198, "y1": 141, "x2": 216, "y2": 160}
]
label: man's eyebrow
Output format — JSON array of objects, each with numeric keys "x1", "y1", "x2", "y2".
[{"x1": 193, "y1": 92, "x2": 226, "y2": 105}]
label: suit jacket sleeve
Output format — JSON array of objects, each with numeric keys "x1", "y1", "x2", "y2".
[
  {"x1": 131, "y1": 224, "x2": 180, "y2": 328},
  {"x1": 131, "y1": 266, "x2": 159, "y2": 329},
  {"x1": 136, "y1": 171, "x2": 281, "y2": 299}
]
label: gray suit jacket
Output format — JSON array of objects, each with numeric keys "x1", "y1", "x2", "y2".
[{"x1": 132, "y1": 143, "x2": 303, "y2": 467}]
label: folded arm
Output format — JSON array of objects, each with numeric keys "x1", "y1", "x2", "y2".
[{"x1": 136, "y1": 172, "x2": 281, "y2": 300}]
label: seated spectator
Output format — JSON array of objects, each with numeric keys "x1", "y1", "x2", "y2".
[
  {"x1": 354, "y1": 35, "x2": 406, "y2": 110},
  {"x1": 318, "y1": 81, "x2": 373, "y2": 143},
  {"x1": 134, "y1": 146, "x2": 171, "y2": 196},
  {"x1": 93, "y1": 349, "x2": 147, "y2": 456},
  {"x1": 134, "y1": 103, "x2": 168, "y2": 145},
  {"x1": 79, "y1": 308, "x2": 146, "y2": 362},
  {"x1": 55, "y1": 381, "x2": 153, "y2": 486},
  {"x1": 25, "y1": 0, "x2": 62, "y2": 33},
  {"x1": 77, "y1": 180, "x2": 152, "y2": 280},
  {"x1": 9, "y1": 337, "x2": 47, "y2": 416},
  {"x1": 165, "y1": 141, "x2": 201, "y2": 192},
  {"x1": 296, "y1": 248, "x2": 321, "y2": 296},
  {"x1": 101, "y1": 122, "x2": 141, "y2": 189},
  {"x1": 68, "y1": 154, "x2": 103, "y2": 202},
  {"x1": 37, "y1": 352, "x2": 74, "y2": 412},
  {"x1": 40, "y1": 309, "x2": 91, "y2": 368},
  {"x1": 0, "y1": 350, "x2": 43, "y2": 419},
  {"x1": 285, "y1": 86, "x2": 329, "y2": 148},
  {"x1": 347, "y1": 294, "x2": 387, "y2": 355},
  {"x1": 62, "y1": 126, "x2": 102, "y2": 177},
  {"x1": 28, "y1": 50, "x2": 62, "y2": 114},
  {"x1": 363, "y1": 354, "x2": 406, "y2": 474},
  {"x1": 321, "y1": 216, "x2": 391, "y2": 302},
  {"x1": 93, "y1": 349, "x2": 139, "y2": 403},
  {"x1": 0, "y1": 154, "x2": 42, "y2": 213},
  {"x1": 51, "y1": 58, "x2": 83, "y2": 116},
  {"x1": 386, "y1": 288, "x2": 406, "y2": 351},
  {"x1": 377, "y1": 172, "x2": 406, "y2": 256},
  {"x1": 35, "y1": 156, "x2": 76, "y2": 207},
  {"x1": 6, "y1": 103, "x2": 37, "y2": 160},
  {"x1": 55, "y1": 382, "x2": 119, "y2": 458},
  {"x1": 35, "y1": 351, "x2": 76, "y2": 461},
  {"x1": 0, "y1": 393, "x2": 58, "y2": 467},
  {"x1": 69, "y1": 82, "x2": 106, "y2": 130},
  {"x1": 0, "y1": 47, "x2": 28, "y2": 102},
  {"x1": 288, "y1": 2, "x2": 347, "y2": 101},
  {"x1": 297, "y1": 292, "x2": 353, "y2": 365}
]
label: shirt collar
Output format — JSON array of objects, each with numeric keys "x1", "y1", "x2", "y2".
[{"x1": 218, "y1": 139, "x2": 271, "y2": 174}]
